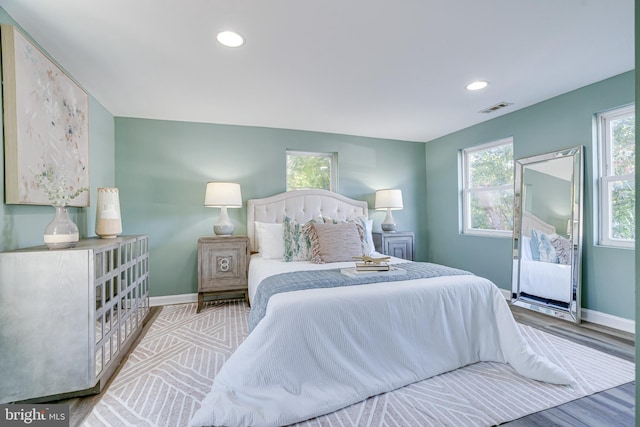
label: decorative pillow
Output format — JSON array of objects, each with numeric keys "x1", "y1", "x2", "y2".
[
  {"x1": 529, "y1": 230, "x2": 542, "y2": 261},
  {"x1": 255, "y1": 222, "x2": 284, "y2": 259},
  {"x1": 282, "y1": 215, "x2": 323, "y2": 262},
  {"x1": 322, "y1": 216, "x2": 374, "y2": 256},
  {"x1": 306, "y1": 222, "x2": 364, "y2": 263},
  {"x1": 550, "y1": 234, "x2": 572, "y2": 265},
  {"x1": 531, "y1": 229, "x2": 558, "y2": 263}
]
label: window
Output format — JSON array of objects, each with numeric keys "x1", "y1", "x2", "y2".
[
  {"x1": 598, "y1": 105, "x2": 635, "y2": 247},
  {"x1": 461, "y1": 138, "x2": 514, "y2": 236},
  {"x1": 286, "y1": 150, "x2": 337, "y2": 192}
]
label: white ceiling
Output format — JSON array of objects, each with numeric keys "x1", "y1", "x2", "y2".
[{"x1": 0, "y1": 0, "x2": 634, "y2": 143}]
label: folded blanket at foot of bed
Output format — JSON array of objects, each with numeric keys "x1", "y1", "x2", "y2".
[{"x1": 190, "y1": 274, "x2": 573, "y2": 427}]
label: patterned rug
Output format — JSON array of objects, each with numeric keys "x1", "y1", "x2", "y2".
[{"x1": 83, "y1": 300, "x2": 635, "y2": 427}]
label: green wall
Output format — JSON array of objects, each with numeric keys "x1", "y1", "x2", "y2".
[
  {"x1": 425, "y1": 71, "x2": 635, "y2": 320},
  {"x1": 0, "y1": 9, "x2": 116, "y2": 253},
  {"x1": 114, "y1": 118, "x2": 427, "y2": 297},
  {"x1": 524, "y1": 169, "x2": 572, "y2": 234}
]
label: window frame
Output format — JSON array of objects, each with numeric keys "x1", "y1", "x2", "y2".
[
  {"x1": 461, "y1": 137, "x2": 514, "y2": 238},
  {"x1": 286, "y1": 150, "x2": 338, "y2": 192},
  {"x1": 597, "y1": 104, "x2": 635, "y2": 248}
]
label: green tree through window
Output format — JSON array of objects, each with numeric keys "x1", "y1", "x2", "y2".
[
  {"x1": 462, "y1": 138, "x2": 514, "y2": 235},
  {"x1": 599, "y1": 105, "x2": 635, "y2": 247},
  {"x1": 286, "y1": 151, "x2": 336, "y2": 191}
]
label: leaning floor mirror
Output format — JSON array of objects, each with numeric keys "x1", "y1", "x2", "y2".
[{"x1": 511, "y1": 146, "x2": 583, "y2": 323}]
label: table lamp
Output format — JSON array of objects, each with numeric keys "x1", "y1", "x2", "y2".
[
  {"x1": 204, "y1": 182, "x2": 242, "y2": 235},
  {"x1": 375, "y1": 189, "x2": 403, "y2": 232}
]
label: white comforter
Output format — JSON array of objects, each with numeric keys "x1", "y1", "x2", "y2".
[{"x1": 190, "y1": 259, "x2": 573, "y2": 427}]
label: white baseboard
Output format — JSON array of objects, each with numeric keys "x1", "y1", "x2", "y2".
[
  {"x1": 499, "y1": 288, "x2": 635, "y2": 334},
  {"x1": 581, "y1": 308, "x2": 635, "y2": 334},
  {"x1": 150, "y1": 293, "x2": 198, "y2": 307},
  {"x1": 152, "y1": 290, "x2": 635, "y2": 334}
]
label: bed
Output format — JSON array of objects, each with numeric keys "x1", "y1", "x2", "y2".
[
  {"x1": 190, "y1": 190, "x2": 572, "y2": 427},
  {"x1": 514, "y1": 212, "x2": 573, "y2": 304}
]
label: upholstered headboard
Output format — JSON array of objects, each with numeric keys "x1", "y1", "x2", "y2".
[
  {"x1": 246, "y1": 189, "x2": 369, "y2": 252},
  {"x1": 521, "y1": 211, "x2": 556, "y2": 238}
]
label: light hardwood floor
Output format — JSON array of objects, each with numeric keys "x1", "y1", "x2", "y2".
[
  {"x1": 505, "y1": 305, "x2": 635, "y2": 426},
  {"x1": 56, "y1": 304, "x2": 635, "y2": 426}
]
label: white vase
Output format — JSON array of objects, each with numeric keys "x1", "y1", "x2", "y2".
[
  {"x1": 44, "y1": 206, "x2": 80, "y2": 250},
  {"x1": 95, "y1": 187, "x2": 122, "y2": 238}
]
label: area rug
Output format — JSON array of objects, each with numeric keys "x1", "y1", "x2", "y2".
[{"x1": 83, "y1": 300, "x2": 635, "y2": 427}]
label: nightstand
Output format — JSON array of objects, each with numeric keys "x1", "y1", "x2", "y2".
[
  {"x1": 372, "y1": 231, "x2": 415, "y2": 261},
  {"x1": 197, "y1": 235, "x2": 249, "y2": 312}
]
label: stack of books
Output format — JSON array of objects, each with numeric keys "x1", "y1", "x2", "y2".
[
  {"x1": 341, "y1": 264, "x2": 404, "y2": 278},
  {"x1": 355, "y1": 262, "x2": 390, "y2": 272}
]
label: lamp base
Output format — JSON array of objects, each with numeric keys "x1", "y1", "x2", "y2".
[
  {"x1": 381, "y1": 208, "x2": 397, "y2": 232},
  {"x1": 213, "y1": 206, "x2": 234, "y2": 236},
  {"x1": 381, "y1": 223, "x2": 397, "y2": 232},
  {"x1": 214, "y1": 224, "x2": 234, "y2": 236}
]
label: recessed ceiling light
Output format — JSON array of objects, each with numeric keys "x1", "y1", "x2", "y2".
[
  {"x1": 466, "y1": 81, "x2": 489, "y2": 91},
  {"x1": 217, "y1": 31, "x2": 244, "y2": 48}
]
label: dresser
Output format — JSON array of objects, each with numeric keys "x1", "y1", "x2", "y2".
[
  {"x1": 198, "y1": 235, "x2": 250, "y2": 312},
  {"x1": 0, "y1": 235, "x2": 150, "y2": 403},
  {"x1": 372, "y1": 231, "x2": 415, "y2": 261}
]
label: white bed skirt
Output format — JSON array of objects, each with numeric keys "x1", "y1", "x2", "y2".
[{"x1": 513, "y1": 259, "x2": 572, "y2": 303}]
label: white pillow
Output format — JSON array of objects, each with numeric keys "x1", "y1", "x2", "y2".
[
  {"x1": 521, "y1": 236, "x2": 533, "y2": 260},
  {"x1": 358, "y1": 216, "x2": 375, "y2": 256},
  {"x1": 255, "y1": 222, "x2": 284, "y2": 259}
]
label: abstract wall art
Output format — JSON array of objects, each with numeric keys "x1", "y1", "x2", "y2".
[{"x1": 2, "y1": 24, "x2": 89, "y2": 206}]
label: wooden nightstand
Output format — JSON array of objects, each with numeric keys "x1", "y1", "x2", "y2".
[
  {"x1": 372, "y1": 231, "x2": 415, "y2": 261},
  {"x1": 197, "y1": 235, "x2": 249, "y2": 312}
]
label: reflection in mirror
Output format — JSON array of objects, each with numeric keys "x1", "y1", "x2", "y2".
[{"x1": 512, "y1": 146, "x2": 583, "y2": 323}]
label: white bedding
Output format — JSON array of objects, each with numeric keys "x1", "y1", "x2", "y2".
[
  {"x1": 191, "y1": 258, "x2": 573, "y2": 427},
  {"x1": 514, "y1": 259, "x2": 572, "y2": 303},
  {"x1": 513, "y1": 235, "x2": 573, "y2": 303}
]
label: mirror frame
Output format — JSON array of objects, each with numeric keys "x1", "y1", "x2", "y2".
[{"x1": 511, "y1": 146, "x2": 583, "y2": 323}]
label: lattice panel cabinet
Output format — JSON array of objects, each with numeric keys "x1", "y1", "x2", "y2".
[{"x1": 0, "y1": 235, "x2": 150, "y2": 403}]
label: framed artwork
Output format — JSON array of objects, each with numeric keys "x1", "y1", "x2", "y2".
[{"x1": 2, "y1": 24, "x2": 89, "y2": 206}]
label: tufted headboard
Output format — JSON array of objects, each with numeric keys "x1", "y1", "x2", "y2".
[
  {"x1": 246, "y1": 189, "x2": 369, "y2": 252},
  {"x1": 521, "y1": 211, "x2": 556, "y2": 238}
]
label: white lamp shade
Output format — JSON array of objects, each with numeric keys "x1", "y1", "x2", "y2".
[
  {"x1": 375, "y1": 189, "x2": 403, "y2": 210},
  {"x1": 204, "y1": 182, "x2": 242, "y2": 207}
]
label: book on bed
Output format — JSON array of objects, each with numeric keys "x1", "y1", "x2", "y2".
[
  {"x1": 341, "y1": 266, "x2": 404, "y2": 278},
  {"x1": 355, "y1": 262, "x2": 390, "y2": 271}
]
